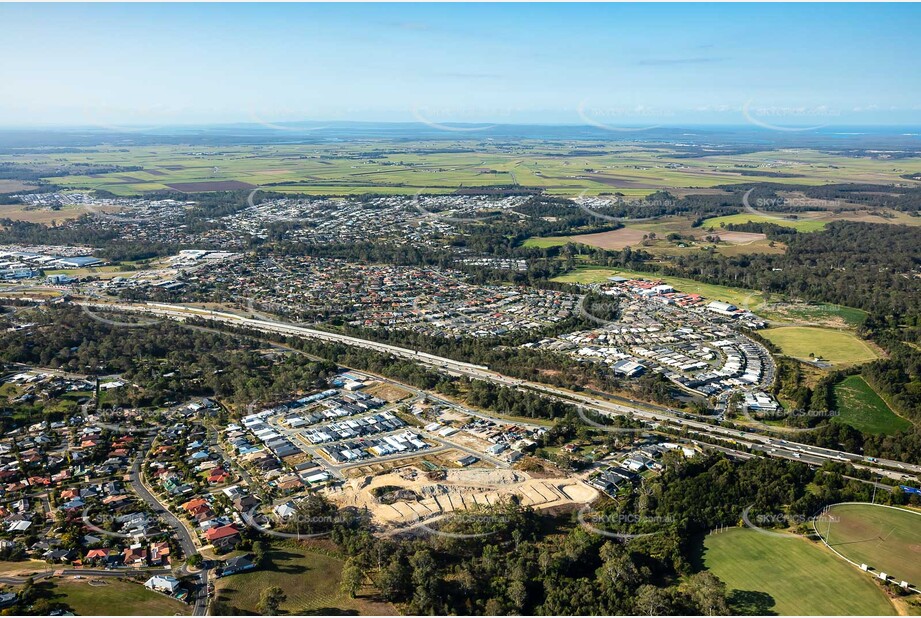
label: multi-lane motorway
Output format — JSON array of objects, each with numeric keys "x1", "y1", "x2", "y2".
[{"x1": 81, "y1": 301, "x2": 921, "y2": 483}]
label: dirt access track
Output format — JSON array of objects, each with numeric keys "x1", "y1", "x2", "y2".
[{"x1": 327, "y1": 466, "x2": 598, "y2": 529}]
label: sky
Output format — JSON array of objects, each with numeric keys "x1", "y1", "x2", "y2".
[{"x1": 1, "y1": 2, "x2": 920, "y2": 128}]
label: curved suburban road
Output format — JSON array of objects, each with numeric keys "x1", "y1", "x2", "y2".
[{"x1": 130, "y1": 437, "x2": 209, "y2": 615}]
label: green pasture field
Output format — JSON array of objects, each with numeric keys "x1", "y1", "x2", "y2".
[
  {"x1": 700, "y1": 212, "x2": 829, "y2": 232},
  {"x1": 760, "y1": 303, "x2": 867, "y2": 329},
  {"x1": 702, "y1": 527, "x2": 896, "y2": 616},
  {"x1": 759, "y1": 326, "x2": 881, "y2": 366},
  {"x1": 521, "y1": 236, "x2": 577, "y2": 248},
  {"x1": 832, "y1": 375, "x2": 912, "y2": 434},
  {"x1": 822, "y1": 503, "x2": 921, "y2": 587}
]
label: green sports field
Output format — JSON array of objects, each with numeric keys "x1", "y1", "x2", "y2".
[
  {"x1": 832, "y1": 376, "x2": 912, "y2": 434},
  {"x1": 760, "y1": 326, "x2": 881, "y2": 366},
  {"x1": 822, "y1": 503, "x2": 921, "y2": 587},
  {"x1": 702, "y1": 527, "x2": 896, "y2": 615}
]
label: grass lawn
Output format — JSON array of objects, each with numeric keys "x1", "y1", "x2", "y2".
[
  {"x1": 702, "y1": 527, "x2": 895, "y2": 616},
  {"x1": 34, "y1": 578, "x2": 190, "y2": 615},
  {"x1": 823, "y1": 503, "x2": 921, "y2": 586},
  {"x1": 760, "y1": 326, "x2": 881, "y2": 366},
  {"x1": 832, "y1": 376, "x2": 911, "y2": 434},
  {"x1": 0, "y1": 383, "x2": 23, "y2": 399},
  {"x1": 701, "y1": 213, "x2": 829, "y2": 232},
  {"x1": 0, "y1": 559, "x2": 48, "y2": 576},
  {"x1": 549, "y1": 265, "x2": 627, "y2": 284},
  {"x1": 521, "y1": 236, "x2": 576, "y2": 248},
  {"x1": 214, "y1": 544, "x2": 394, "y2": 615}
]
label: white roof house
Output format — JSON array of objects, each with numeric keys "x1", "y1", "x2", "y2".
[
  {"x1": 145, "y1": 575, "x2": 181, "y2": 593},
  {"x1": 273, "y1": 503, "x2": 298, "y2": 519}
]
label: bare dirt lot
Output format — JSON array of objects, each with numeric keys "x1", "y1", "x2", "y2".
[
  {"x1": 436, "y1": 409, "x2": 472, "y2": 423},
  {"x1": 327, "y1": 465, "x2": 598, "y2": 529},
  {"x1": 708, "y1": 230, "x2": 768, "y2": 243},
  {"x1": 364, "y1": 382, "x2": 413, "y2": 402},
  {"x1": 570, "y1": 227, "x2": 648, "y2": 249},
  {"x1": 570, "y1": 226, "x2": 767, "y2": 250}
]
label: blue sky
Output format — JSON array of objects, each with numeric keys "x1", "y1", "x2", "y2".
[{"x1": 1, "y1": 3, "x2": 920, "y2": 127}]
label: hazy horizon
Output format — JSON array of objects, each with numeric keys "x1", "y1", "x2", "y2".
[{"x1": 2, "y1": 3, "x2": 920, "y2": 129}]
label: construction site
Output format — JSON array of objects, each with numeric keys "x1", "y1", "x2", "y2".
[{"x1": 326, "y1": 464, "x2": 599, "y2": 530}]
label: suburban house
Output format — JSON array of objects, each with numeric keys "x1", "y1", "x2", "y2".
[
  {"x1": 217, "y1": 554, "x2": 256, "y2": 578},
  {"x1": 204, "y1": 523, "x2": 240, "y2": 550},
  {"x1": 144, "y1": 575, "x2": 181, "y2": 594}
]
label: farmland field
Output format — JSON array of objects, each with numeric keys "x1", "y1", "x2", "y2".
[
  {"x1": 822, "y1": 503, "x2": 921, "y2": 587},
  {"x1": 832, "y1": 376, "x2": 912, "y2": 434},
  {"x1": 0, "y1": 180, "x2": 38, "y2": 193},
  {"x1": 760, "y1": 326, "x2": 881, "y2": 366},
  {"x1": 213, "y1": 544, "x2": 394, "y2": 615},
  {"x1": 5, "y1": 143, "x2": 921, "y2": 198},
  {"x1": 702, "y1": 527, "x2": 896, "y2": 615}
]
